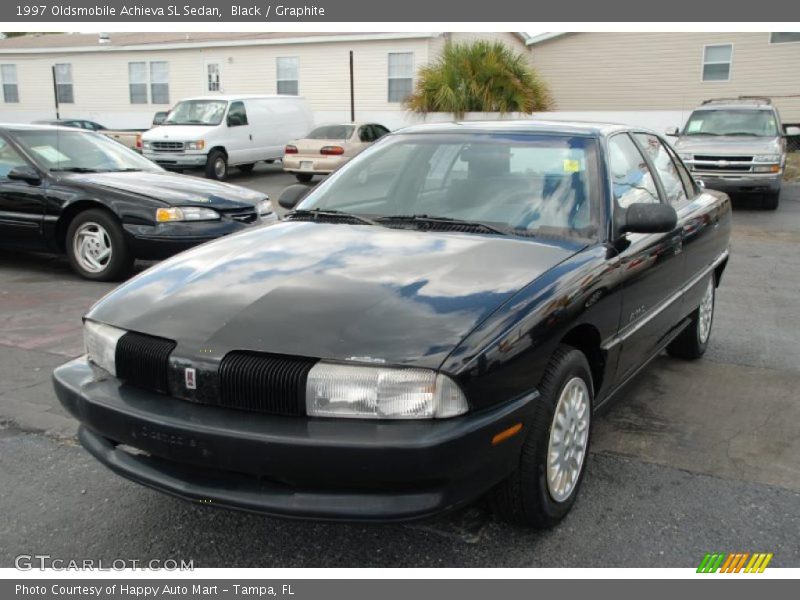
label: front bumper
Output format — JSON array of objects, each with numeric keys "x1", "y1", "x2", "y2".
[
  {"x1": 53, "y1": 357, "x2": 535, "y2": 522},
  {"x1": 693, "y1": 171, "x2": 782, "y2": 195},
  {"x1": 123, "y1": 216, "x2": 274, "y2": 260},
  {"x1": 142, "y1": 151, "x2": 208, "y2": 169}
]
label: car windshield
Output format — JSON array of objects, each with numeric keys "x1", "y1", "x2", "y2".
[
  {"x1": 683, "y1": 109, "x2": 779, "y2": 137},
  {"x1": 13, "y1": 130, "x2": 160, "y2": 173},
  {"x1": 306, "y1": 125, "x2": 355, "y2": 140},
  {"x1": 163, "y1": 100, "x2": 228, "y2": 126},
  {"x1": 296, "y1": 133, "x2": 601, "y2": 239}
]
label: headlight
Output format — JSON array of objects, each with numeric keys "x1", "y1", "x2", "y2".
[
  {"x1": 84, "y1": 320, "x2": 126, "y2": 376},
  {"x1": 306, "y1": 363, "x2": 468, "y2": 419},
  {"x1": 753, "y1": 154, "x2": 780, "y2": 163},
  {"x1": 257, "y1": 198, "x2": 273, "y2": 216},
  {"x1": 156, "y1": 206, "x2": 220, "y2": 222},
  {"x1": 142, "y1": 141, "x2": 152, "y2": 150},
  {"x1": 186, "y1": 140, "x2": 205, "y2": 150},
  {"x1": 678, "y1": 153, "x2": 693, "y2": 161}
]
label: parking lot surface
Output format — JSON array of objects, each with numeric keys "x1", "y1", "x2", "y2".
[{"x1": 1, "y1": 166, "x2": 799, "y2": 567}]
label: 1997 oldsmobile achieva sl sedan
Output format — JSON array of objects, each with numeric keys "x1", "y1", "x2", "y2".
[{"x1": 53, "y1": 121, "x2": 731, "y2": 527}]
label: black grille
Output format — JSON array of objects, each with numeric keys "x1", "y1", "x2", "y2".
[
  {"x1": 694, "y1": 155, "x2": 752, "y2": 162},
  {"x1": 151, "y1": 141, "x2": 185, "y2": 152},
  {"x1": 218, "y1": 351, "x2": 318, "y2": 416},
  {"x1": 223, "y1": 208, "x2": 259, "y2": 223},
  {"x1": 115, "y1": 332, "x2": 177, "y2": 394}
]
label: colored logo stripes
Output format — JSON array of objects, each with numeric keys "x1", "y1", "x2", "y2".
[{"x1": 697, "y1": 552, "x2": 773, "y2": 573}]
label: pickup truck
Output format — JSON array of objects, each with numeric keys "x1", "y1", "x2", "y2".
[{"x1": 34, "y1": 119, "x2": 145, "y2": 152}]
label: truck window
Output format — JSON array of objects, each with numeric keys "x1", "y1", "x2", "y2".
[{"x1": 227, "y1": 101, "x2": 248, "y2": 127}]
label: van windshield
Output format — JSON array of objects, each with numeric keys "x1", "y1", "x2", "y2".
[
  {"x1": 683, "y1": 109, "x2": 779, "y2": 137},
  {"x1": 163, "y1": 100, "x2": 228, "y2": 126}
]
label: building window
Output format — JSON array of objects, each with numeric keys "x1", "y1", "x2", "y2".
[
  {"x1": 770, "y1": 32, "x2": 800, "y2": 44},
  {"x1": 276, "y1": 57, "x2": 299, "y2": 95},
  {"x1": 206, "y1": 62, "x2": 221, "y2": 92},
  {"x1": 1, "y1": 64, "x2": 19, "y2": 103},
  {"x1": 388, "y1": 52, "x2": 414, "y2": 103},
  {"x1": 128, "y1": 62, "x2": 148, "y2": 104},
  {"x1": 54, "y1": 63, "x2": 74, "y2": 103},
  {"x1": 702, "y1": 45, "x2": 732, "y2": 82},
  {"x1": 128, "y1": 61, "x2": 169, "y2": 104},
  {"x1": 150, "y1": 61, "x2": 170, "y2": 104}
]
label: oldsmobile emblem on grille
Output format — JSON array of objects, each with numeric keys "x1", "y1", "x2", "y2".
[{"x1": 185, "y1": 367, "x2": 197, "y2": 390}]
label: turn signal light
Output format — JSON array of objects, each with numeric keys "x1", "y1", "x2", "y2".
[
  {"x1": 492, "y1": 423, "x2": 523, "y2": 445},
  {"x1": 135, "y1": 134, "x2": 142, "y2": 149},
  {"x1": 320, "y1": 145, "x2": 345, "y2": 156},
  {"x1": 285, "y1": 145, "x2": 298, "y2": 154}
]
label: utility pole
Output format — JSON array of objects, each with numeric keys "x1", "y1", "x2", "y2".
[
  {"x1": 51, "y1": 65, "x2": 60, "y2": 119},
  {"x1": 349, "y1": 51, "x2": 355, "y2": 123}
]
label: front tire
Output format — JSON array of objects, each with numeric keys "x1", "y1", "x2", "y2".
[
  {"x1": 66, "y1": 209, "x2": 133, "y2": 282},
  {"x1": 295, "y1": 173, "x2": 313, "y2": 183},
  {"x1": 667, "y1": 275, "x2": 715, "y2": 359},
  {"x1": 205, "y1": 150, "x2": 228, "y2": 180},
  {"x1": 490, "y1": 345, "x2": 593, "y2": 528}
]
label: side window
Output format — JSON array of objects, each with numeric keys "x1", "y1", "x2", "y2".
[
  {"x1": 665, "y1": 144, "x2": 698, "y2": 202},
  {"x1": 634, "y1": 133, "x2": 689, "y2": 207},
  {"x1": 358, "y1": 126, "x2": 373, "y2": 143},
  {"x1": 608, "y1": 133, "x2": 661, "y2": 209},
  {"x1": 227, "y1": 101, "x2": 248, "y2": 127},
  {"x1": 0, "y1": 138, "x2": 28, "y2": 179},
  {"x1": 373, "y1": 125, "x2": 390, "y2": 139}
]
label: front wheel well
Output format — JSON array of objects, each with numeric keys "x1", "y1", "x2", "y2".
[
  {"x1": 714, "y1": 256, "x2": 728, "y2": 286},
  {"x1": 208, "y1": 146, "x2": 227, "y2": 159},
  {"x1": 55, "y1": 201, "x2": 116, "y2": 252},
  {"x1": 559, "y1": 324, "x2": 605, "y2": 395}
]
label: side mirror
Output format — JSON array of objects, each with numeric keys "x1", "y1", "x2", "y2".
[
  {"x1": 7, "y1": 165, "x2": 41, "y2": 185},
  {"x1": 665, "y1": 126, "x2": 680, "y2": 137},
  {"x1": 278, "y1": 184, "x2": 311, "y2": 210},
  {"x1": 785, "y1": 125, "x2": 800, "y2": 137},
  {"x1": 618, "y1": 203, "x2": 677, "y2": 235}
]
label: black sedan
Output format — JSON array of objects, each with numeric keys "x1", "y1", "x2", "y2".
[
  {"x1": 0, "y1": 124, "x2": 275, "y2": 280},
  {"x1": 53, "y1": 121, "x2": 731, "y2": 527}
]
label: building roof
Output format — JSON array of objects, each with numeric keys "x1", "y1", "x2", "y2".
[
  {"x1": 525, "y1": 33, "x2": 570, "y2": 46},
  {"x1": 0, "y1": 32, "x2": 528, "y2": 54}
]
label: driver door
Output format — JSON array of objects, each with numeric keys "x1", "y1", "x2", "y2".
[{"x1": 0, "y1": 135, "x2": 47, "y2": 249}]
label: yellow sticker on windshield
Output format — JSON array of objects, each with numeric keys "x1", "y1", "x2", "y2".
[{"x1": 563, "y1": 159, "x2": 581, "y2": 173}]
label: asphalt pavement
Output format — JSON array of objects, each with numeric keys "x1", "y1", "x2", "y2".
[{"x1": 1, "y1": 165, "x2": 798, "y2": 567}]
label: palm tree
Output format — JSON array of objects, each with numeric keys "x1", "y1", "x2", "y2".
[{"x1": 405, "y1": 40, "x2": 552, "y2": 118}]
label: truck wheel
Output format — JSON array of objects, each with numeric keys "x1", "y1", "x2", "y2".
[
  {"x1": 205, "y1": 150, "x2": 228, "y2": 180},
  {"x1": 295, "y1": 173, "x2": 313, "y2": 183},
  {"x1": 667, "y1": 276, "x2": 715, "y2": 359},
  {"x1": 237, "y1": 163, "x2": 255, "y2": 174},
  {"x1": 762, "y1": 191, "x2": 780, "y2": 210},
  {"x1": 490, "y1": 345, "x2": 593, "y2": 528},
  {"x1": 66, "y1": 209, "x2": 133, "y2": 282}
]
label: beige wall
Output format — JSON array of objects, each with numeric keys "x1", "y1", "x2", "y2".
[{"x1": 530, "y1": 32, "x2": 800, "y2": 122}]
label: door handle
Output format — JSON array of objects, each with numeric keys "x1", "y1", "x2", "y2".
[{"x1": 249, "y1": 134, "x2": 253, "y2": 141}]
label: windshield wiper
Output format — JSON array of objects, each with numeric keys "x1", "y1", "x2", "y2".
[
  {"x1": 724, "y1": 132, "x2": 760, "y2": 136},
  {"x1": 377, "y1": 214, "x2": 510, "y2": 235},
  {"x1": 288, "y1": 208, "x2": 380, "y2": 226},
  {"x1": 104, "y1": 168, "x2": 143, "y2": 172},
  {"x1": 50, "y1": 167, "x2": 102, "y2": 173}
]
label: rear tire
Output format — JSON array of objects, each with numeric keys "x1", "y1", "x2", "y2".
[
  {"x1": 295, "y1": 173, "x2": 313, "y2": 183},
  {"x1": 205, "y1": 150, "x2": 228, "y2": 180},
  {"x1": 490, "y1": 345, "x2": 593, "y2": 528},
  {"x1": 667, "y1": 275, "x2": 715, "y2": 359},
  {"x1": 762, "y1": 191, "x2": 780, "y2": 210},
  {"x1": 65, "y1": 209, "x2": 133, "y2": 282},
  {"x1": 237, "y1": 163, "x2": 255, "y2": 174}
]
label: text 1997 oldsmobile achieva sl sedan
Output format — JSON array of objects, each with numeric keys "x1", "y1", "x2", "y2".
[{"x1": 53, "y1": 121, "x2": 731, "y2": 527}]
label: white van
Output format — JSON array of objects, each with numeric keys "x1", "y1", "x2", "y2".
[{"x1": 141, "y1": 95, "x2": 314, "y2": 180}]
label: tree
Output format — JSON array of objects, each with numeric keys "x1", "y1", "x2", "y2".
[{"x1": 405, "y1": 40, "x2": 552, "y2": 118}]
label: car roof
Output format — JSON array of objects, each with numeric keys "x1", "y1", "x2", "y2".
[
  {"x1": 394, "y1": 119, "x2": 641, "y2": 137},
  {"x1": 0, "y1": 122, "x2": 92, "y2": 132},
  {"x1": 692, "y1": 104, "x2": 775, "y2": 111}
]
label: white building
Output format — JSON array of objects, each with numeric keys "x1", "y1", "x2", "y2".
[{"x1": 0, "y1": 31, "x2": 530, "y2": 130}]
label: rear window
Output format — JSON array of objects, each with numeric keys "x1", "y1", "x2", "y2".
[{"x1": 306, "y1": 125, "x2": 355, "y2": 140}]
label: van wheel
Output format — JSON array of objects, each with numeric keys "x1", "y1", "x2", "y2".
[
  {"x1": 238, "y1": 163, "x2": 255, "y2": 174},
  {"x1": 762, "y1": 191, "x2": 780, "y2": 210},
  {"x1": 66, "y1": 209, "x2": 133, "y2": 282},
  {"x1": 296, "y1": 173, "x2": 313, "y2": 183},
  {"x1": 490, "y1": 345, "x2": 593, "y2": 528},
  {"x1": 205, "y1": 150, "x2": 228, "y2": 180}
]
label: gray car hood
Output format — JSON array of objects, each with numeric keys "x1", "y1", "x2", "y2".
[{"x1": 674, "y1": 135, "x2": 781, "y2": 156}]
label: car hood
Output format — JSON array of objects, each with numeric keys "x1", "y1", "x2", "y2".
[
  {"x1": 143, "y1": 124, "x2": 216, "y2": 141},
  {"x1": 65, "y1": 171, "x2": 266, "y2": 208},
  {"x1": 88, "y1": 222, "x2": 581, "y2": 369},
  {"x1": 674, "y1": 135, "x2": 781, "y2": 155}
]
